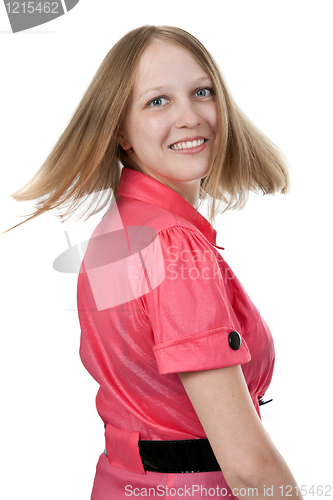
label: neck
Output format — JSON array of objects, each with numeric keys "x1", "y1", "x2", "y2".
[
  {"x1": 135, "y1": 167, "x2": 201, "y2": 209},
  {"x1": 172, "y1": 181, "x2": 201, "y2": 208}
]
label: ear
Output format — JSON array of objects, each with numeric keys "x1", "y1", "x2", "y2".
[{"x1": 117, "y1": 131, "x2": 132, "y2": 151}]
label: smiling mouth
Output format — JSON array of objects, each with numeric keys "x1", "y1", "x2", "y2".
[{"x1": 169, "y1": 139, "x2": 206, "y2": 150}]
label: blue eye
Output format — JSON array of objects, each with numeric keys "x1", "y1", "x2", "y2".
[
  {"x1": 148, "y1": 96, "x2": 168, "y2": 107},
  {"x1": 195, "y1": 87, "x2": 214, "y2": 97}
]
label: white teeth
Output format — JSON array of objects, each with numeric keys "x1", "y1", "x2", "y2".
[{"x1": 170, "y1": 138, "x2": 205, "y2": 150}]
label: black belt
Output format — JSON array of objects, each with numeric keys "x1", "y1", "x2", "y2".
[
  {"x1": 104, "y1": 438, "x2": 221, "y2": 473},
  {"x1": 104, "y1": 400, "x2": 272, "y2": 473}
]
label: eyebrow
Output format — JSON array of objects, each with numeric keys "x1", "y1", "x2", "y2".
[{"x1": 137, "y1": 76, "x2": 212, "y2": 100}]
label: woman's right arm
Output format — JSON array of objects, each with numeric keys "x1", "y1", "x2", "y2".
[{"x1": 179, "y1": 365, "x2": 303, "y2": 500}]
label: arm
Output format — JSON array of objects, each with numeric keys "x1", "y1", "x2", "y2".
[{"x1": 179, "y1": 365, "x2": 303, "y2": 500}]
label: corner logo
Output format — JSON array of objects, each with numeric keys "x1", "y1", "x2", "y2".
[{"x1": 3, "y1": 0, "x2": 80, "y2": 33}]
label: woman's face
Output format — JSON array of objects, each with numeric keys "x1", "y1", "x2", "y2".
[{"x1": 118, "y1": 40, "x2": 218, "y2": 205}]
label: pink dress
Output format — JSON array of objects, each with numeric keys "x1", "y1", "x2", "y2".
[{"x1": 77, "y1": 167, "x2": 275, "y2": 499}]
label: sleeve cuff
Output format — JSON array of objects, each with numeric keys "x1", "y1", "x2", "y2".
[{"x1": 153, "y1": 327, "x2": 251, "y2": 375}]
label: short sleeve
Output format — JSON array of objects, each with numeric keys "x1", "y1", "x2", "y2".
[{"x1": 140, "y1": 226, "x2": 251, "y2": 374}]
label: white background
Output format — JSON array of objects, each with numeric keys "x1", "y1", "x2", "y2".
[{"x1": 0, "y1": 1, "x2": 332, "y2": 498}]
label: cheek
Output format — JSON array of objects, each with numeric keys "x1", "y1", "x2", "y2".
[
  {"x1": 124, "y1": 109, "x2": 171, "y2": 149},
  {"x1": 138, "y1": 116, "x2": 168, "y2": 146},
  {"x1": 208, "y1": 104, "x2": 219, "y2": 134}
]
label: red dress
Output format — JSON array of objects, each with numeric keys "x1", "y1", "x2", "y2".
[{"x1": 77, "y1": 167, "x2": 275, "y2": 499}]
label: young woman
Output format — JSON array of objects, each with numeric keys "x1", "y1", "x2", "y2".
[{"x1": 11, "y1": 25, "x2": 303, "y2": 500}]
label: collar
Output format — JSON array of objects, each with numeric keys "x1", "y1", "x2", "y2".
[{"x1": 116, "y1": 167, "x2": 224, "y2": 249}]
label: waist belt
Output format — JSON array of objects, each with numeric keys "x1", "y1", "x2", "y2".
[
  {"x1": 103, "y1": 400, "x2": 272, "y2": 474},
  {"x1": 104, "y1": 438, "x2": 221, "y2": 473}
]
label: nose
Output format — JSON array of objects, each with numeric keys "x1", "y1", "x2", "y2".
[{"x1": 173, "y1": 98, "x2": 201, "y2": 129}]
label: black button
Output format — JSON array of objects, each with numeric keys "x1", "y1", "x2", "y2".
[{"x1": 228, "y1": 331, "x2": 241, "y2": 350}]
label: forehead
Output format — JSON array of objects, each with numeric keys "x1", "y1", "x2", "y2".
[{"x1": 132, "y1": 40, "x2": 210, "y2": 97}]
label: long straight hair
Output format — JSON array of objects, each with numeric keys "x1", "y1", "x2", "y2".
[{"x1": 10, "y1": 25, "x2": 289, "y2": 228}]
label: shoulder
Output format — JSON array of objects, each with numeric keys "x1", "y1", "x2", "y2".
[{"x1": 117, "y1": 196, "x2": 208, "y2": 244}]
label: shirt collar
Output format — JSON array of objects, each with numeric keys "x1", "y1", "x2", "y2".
[{"x1": 116, "y1": 167, "x2": 223, "y2": 249}]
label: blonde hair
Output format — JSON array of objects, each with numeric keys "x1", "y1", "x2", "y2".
[{"x1": 10, "y1": 25, "x2": 289, "y2": 229}]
